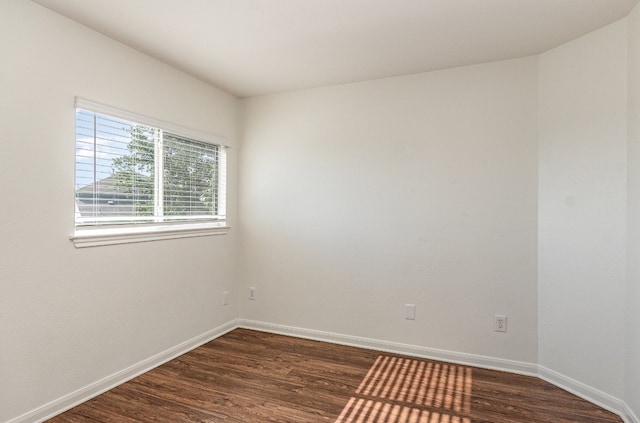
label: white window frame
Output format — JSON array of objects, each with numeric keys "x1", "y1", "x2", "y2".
[{"x1": 70, "y1": 98, "x2": 230, "y2": 248}]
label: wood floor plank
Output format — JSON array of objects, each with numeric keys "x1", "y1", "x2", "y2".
[{"x1": 46, "y1": 329, "x2": 622, "y2": 423}]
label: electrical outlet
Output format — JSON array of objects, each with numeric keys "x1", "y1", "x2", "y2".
[
  {"x1": 494, "y1": 315, "x2": 507, "y2": 332},
  {"x1": 222, "y1": 291, "x2": 229, "y2": 306},
  {"x1": 249, "y1": 287, "x2": 257, "y2": 300}
]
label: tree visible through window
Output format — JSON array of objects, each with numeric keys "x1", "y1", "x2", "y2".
[{"x1": 75, "y1": 106, "x2": 226, "y2": 227}]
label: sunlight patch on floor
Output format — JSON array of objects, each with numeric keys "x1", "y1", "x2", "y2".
[{"x1": 336, "y1": 355, "x2": 473, "y2": 423}]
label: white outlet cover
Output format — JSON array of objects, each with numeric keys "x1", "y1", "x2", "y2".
[
  {"x1": 494, "y1": 315, "x2": 507, "y2": 332},
  {"x1": 405, "y1": 304, "x2": 416, "y2": 320}
]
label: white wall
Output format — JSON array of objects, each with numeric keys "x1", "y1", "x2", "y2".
[
  {"x1": 538, "y1": 20, "x2": 628, "y2": 399},
  {"x1": 0, "y1": 1, "x2": 238, "y2": 421},
  {"x1": 626, "y1": 2, "x2": 640, "y2": 420},
  {"x1": 3, "y1": 1, "x2": 639, "y2": 421},
  {"x1": 239, "y1": 57, "x2": 539, "y2": 363}
]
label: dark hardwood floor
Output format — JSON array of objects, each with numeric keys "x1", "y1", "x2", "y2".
[{"x1": 46, "y1": 328, "x2": 622, "y2": 422}]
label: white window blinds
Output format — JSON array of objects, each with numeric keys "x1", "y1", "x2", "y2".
[{"x1": 74, "y1": 99, "x2": 227, "y2": 228}]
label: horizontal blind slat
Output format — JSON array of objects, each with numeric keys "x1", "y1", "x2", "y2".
[{"x1": 74, "y1": 104, "x2": 225, "y2": 227}]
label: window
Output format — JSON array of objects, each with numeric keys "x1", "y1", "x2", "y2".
[{"x1": 72, "y1": 98, "x2": 228, "y2": 247}]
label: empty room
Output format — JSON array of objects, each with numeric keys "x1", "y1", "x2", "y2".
[{"x1": 2, "y1": 0, "x2": 640, "y2": 422}]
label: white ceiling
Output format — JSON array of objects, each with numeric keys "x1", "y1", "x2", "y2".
[{"x1": 32, "y1": 0, "x2": 639, "y2": 98}]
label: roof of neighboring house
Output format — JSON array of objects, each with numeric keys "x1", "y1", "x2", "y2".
[
  {"x1": 75, "y1": 175, "x2": 152, "y2": 217},
  {"x1": 76, "y1": 175, "x2": 152, "y2": 196}
]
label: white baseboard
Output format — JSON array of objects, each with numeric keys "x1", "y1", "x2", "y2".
[
  {"x1": 623, "y1": 402, "x2": 640, "y2": 423},
  {"x1": 8, "y1": 319, "x2": 239, "y2": 423},
  {"x1": 238, "y1": 319, "x2": 538, "y2": 376},
  {"x1": 9, "y1": 318, "x2": 637, "y2": 423},
  {"x1": 239, "y1": 319, "x2": 638, "y2": 423},
  {"x1": 533, "y1": 366, "x2": 631, "y2": 423}
]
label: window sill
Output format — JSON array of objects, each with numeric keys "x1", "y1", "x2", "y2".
[{"x1": 70, "y1": 222, "x2": 230, "y2": 248}]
